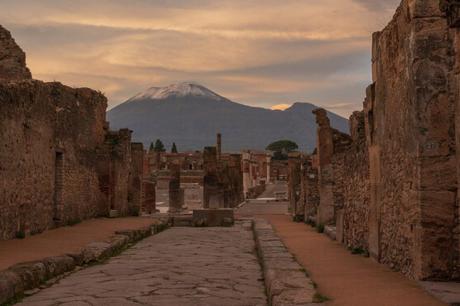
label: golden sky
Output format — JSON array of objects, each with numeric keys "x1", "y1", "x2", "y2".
[{"x1": 0, "y1": 0, "x2": 399, "y2": 116}]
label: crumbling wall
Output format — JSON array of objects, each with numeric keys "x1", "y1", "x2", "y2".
[
  {"x1": 101, "y1": 129, "x2": 133, "y2": 216},
  {"x1": 368, "y1": 0, "x2": 457, "y2": 279},
  {"x1": 203, "y1": 147, "x2": 224, "y2": 208},
  {"x1": 0, "y1": 26, "x2": 144, "y2": 240},
  {"x1": 313, "y1": 108, "x2": 351, "y2": 225},
  {"x1": 0, "y1": 80, "x2": 107, "y2": 239},
  {"x1": 298, "y1": 0, "x2": 459, "y2": 280},
  {"x1": 129, "y1": 143, "x2": 144, "y2": 215},
  {"x1": 287, "y1": 153, "x2": 302, "y2": 218},
  {"x1": 0, "y1": 25, "x2": 32, "y2": 81},
  {"x1": 302, "y1": 156, "x2": 319, "y2": 223},
  {"x1": 340, "y1": 111, "x2": 370, "y2": 249}
]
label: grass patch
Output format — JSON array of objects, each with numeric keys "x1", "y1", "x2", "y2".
[
  {"x1": 316, "y1": 224, "x2": 325, "y2": 234},
  {"x1": 15, "y1": 230, "x2": 25, "y2": 239},
  {"x1": 298, "y1": 267, "x2": 309, "y2": 276},
  {"x1": 292, "y1": 215, "x2": 304, "y2": 223},
  {"x1": 305, "y1": 218, "x2": 316, "y2": 227},
  {"x1": 68, "y1": 218, "x2": 82, "y2": 226},
  {"x1": 350, "y1": 247, "x2": 369, "y2": 256},
  {"x1": 313, "y1": 293, "x2": 330, "y2": 303}
]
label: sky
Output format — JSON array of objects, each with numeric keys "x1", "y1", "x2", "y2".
[{"x1": 0, "y1": 0, "x2": 399, "y2": 117}]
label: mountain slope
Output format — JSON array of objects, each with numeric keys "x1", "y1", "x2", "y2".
[{"x1": 107, "y1": 83, "x2": 349, "y2": 152}]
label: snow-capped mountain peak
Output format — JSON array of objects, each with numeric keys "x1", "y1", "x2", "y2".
[{"x1": 128, "y1": 82, "x2": 224, "y2": 101}]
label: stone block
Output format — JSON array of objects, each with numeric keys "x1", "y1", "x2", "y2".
[
  {"x1": 192, "y1": 209, "x2": 234, "y2": 227},
  {"x1": 0, "y1": 271, "x2": 23, "y2": 305},
  {"x1": 324, "y1": 225, "x2": 337, "y2": 241}
]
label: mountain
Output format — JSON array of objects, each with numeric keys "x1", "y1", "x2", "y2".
[{"x1": 107, "y1": 82, "x2": 349, "y2": 152}]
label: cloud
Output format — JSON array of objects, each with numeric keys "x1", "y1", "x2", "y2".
[
  {"x1": 271, "y1": 104, "x2": 291, "y2": 111},
  {"x1": 0, "y1": 0, "x2": 400, "y2": 117}
]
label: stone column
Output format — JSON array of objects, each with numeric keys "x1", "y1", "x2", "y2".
[
  {"x1": 266, "y1": 155, "x2": 271, "y2": 183},
  {"x1": 312, "y1": 108, "x2": 335, "y2": 226},
  {"x1": 217, "y1": 133, "x2": 222, "y2": 161},
  {"x1": 287, "y1": 152, "x2": 301, "y2": 218},
  {"x1": 242, "y1": 151, "x2": 251, "y2": 198},
  {"x1": 168, "y1": 161, "x2": 184, "y2": 213},
  {"x1": 203, "y1": 147, "x2": 224, "y2": 208},
  {"x1": 142, "y1": 179, "x2": 156, "y2": 214}
]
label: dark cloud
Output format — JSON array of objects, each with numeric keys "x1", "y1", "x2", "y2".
[{"x1": 353, "y1": 0, "x2": 400, "y2": 11}]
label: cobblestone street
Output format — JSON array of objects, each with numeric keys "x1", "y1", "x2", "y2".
[{"x1": 18, "y1": 221, "x2": 267, "y2": 306}]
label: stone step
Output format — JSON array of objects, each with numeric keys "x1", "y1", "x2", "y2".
[{"x1": 171, "y1": 215, "x2": 193, "y2": 227}]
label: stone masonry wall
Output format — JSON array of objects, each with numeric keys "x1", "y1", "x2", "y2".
[
  {"x1": 0, "y1": 26, "x2": 144, "y2": 240},
  {"x1": 299, "y1": 0, "x2": 459, "y2": 280},
  {"x1": 0, "y1": 80, "x2": 108, "y2": 239},
  {"x1": 302, "y1": 156, "x2": 319, "y2": 223},
  {"x1": 0, "y1": 25, "x2": 31, "y2": 81},
  {"x1": 368, "y1": 0, "x2": 457, "y2": 279},
  {"x1": 339, "y1": 111, "x2": 370, "y2": 249}
]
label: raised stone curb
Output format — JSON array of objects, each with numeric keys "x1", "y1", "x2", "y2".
[
  {"x1": 0, "y1": 218, "x2": 169, "y2": 305},
  {"x1": 253, "y1": 219, "x2": 323, "y2": 305}
]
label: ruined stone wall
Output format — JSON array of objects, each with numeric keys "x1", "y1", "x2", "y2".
[
  {"x1": 221, "y1": 154, "x2": 244, "y2": 207},
  {"x1": 0, "y1": 26, "x2": 144, "y2": 239},
  {"x1": 297, "y1": 0, "x2": 459, "y2": 280},
  {"x1": 287, "y1": 153, "x2": 302, "y2": 217},
  {"x1": 271, "y1": 160, "x2": 288, "y2": 181},
  {"x1": 0, "y1": 26, "x2": 32, "y2": 81},
  {"x1": 102, "y1": 129, "x2": 133, "y2": 216},
  {"x1": 0, "y1": 80, "x2": 107, "y2": 239},
  {"x1": 339, "y1": 111, "x2": 370, "y2": 249},
  {"x1": 203, "y1": 147, "x2": 224, "y2": 208},
  {"x1": 302, "y1": 156, "x2": 319, "y2": 222},
  {"x1": 129, "y1": 143, "x2": 144, "y2": 215},
  {"x1": 367, "y1": 0, "x2": 457, "y2": 279},
  {"x1": 313, "y1": 108, "x2": 351, "y2": 225}
]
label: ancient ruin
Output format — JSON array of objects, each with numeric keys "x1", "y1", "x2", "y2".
[
  {"x1": 5, "y1": 0, "x2": 460, "y2": 304},
  {"x1": 243, "y1": 150, "x2": 272, "y2": 199},
  {"x1": 288, "y1": 0, "x2": 460, "y2": 281},
  {"x1": 0, "y1": 25, "x2": 147, "y2": 240}
]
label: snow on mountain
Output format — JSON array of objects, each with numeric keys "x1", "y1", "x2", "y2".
[
  {"x1": 108, "y1": 83, "x2": 350, "y2": 152},
  {"x1": 127, "y1": 82, "x2": 225, "y2": 102}
]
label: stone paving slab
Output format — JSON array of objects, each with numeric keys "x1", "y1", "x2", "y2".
[
  {"x1": 0, "y1": 218, "x2": 169, "y2": 305},
  {"x1": 17, "y1": 221, "x2": 267, "y2": 306}
]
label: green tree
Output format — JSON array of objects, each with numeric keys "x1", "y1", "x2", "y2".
[
  {"x1": 149, "y1": 142, "x2": 154, "y2": 152},
  {"x1": 171, "y1": 142, "x2": 178, "y2": 153},
  {"x1": 266, "y1": 140, "x2": 299, "y2": 160},
  {"x1": 153, "y1": 139, "x2": 166, "y2": 152}
]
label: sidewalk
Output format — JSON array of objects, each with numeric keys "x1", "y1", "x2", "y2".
[
  {"x1": 0, "y1": 217, "x2": 158, "y2": 271},
  {"x1": 266, "y1": 215, "x2": 445, "y2": 306}
]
